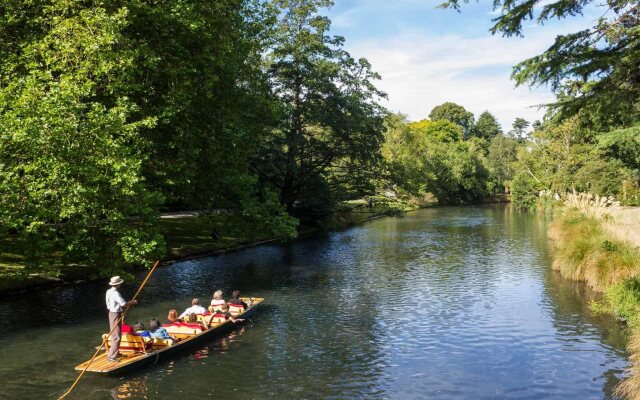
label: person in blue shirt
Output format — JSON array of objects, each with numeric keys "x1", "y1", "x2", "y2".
[{"x1": 148, "y1": 319, "x2": 176, "y2": 341}]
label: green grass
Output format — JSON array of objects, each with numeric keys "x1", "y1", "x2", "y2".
[{"x1": 161, "y1": 214, "x2": 273, "y2": 259}]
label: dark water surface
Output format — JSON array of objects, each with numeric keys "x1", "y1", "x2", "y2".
[{"x1": 0, "y1": 206, "x2": 630, "y2": 399}]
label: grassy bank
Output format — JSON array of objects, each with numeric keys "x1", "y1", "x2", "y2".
[
  {"x1": 549, "y1": 206, "x2": 640, "y2": 399},
  {"x1": 0, "y1": 213, "x2": 277, "y2": 294}
]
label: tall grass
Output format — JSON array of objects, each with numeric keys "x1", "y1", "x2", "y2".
[
  {"x1": 550, "y1": 201, "x2": 640, "y2": 399},
  {"x1": 549, "y1": 209, "x2": 639, "y2": 291}
]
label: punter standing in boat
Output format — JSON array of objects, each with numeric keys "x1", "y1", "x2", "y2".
[{"x1": 106, "y1": 276, "x2": 138, "y2": 362}]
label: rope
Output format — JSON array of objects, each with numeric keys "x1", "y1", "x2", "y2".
[{"x1": 58, "y1": 259, "x2": 161, "y2": 400}]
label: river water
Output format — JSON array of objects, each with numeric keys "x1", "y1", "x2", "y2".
[{"x1": 0, "y1": 206, "x2": 630, "y2": 399}]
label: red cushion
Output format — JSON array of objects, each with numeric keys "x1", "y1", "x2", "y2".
[{"x1": 122, "y1": 324, "x2": 133, "y2": 333}]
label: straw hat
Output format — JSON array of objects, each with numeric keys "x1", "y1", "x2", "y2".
[{"x1": 109, "y1": 276, "x2": 124, "y2": 286}]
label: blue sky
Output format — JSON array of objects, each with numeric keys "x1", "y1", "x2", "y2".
[{"x1": 322, "y1": 0, "x2": 602, "y2": 129}]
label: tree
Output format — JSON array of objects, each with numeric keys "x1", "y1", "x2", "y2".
[
  {"x1": 0, "y1": 3, "x2": 163, "y2": 272},
  {"x1": 441, "y1": 0, "x2": 640, "y2": 129},
  {"x1": 510, "y1": 117, "x2": 530, "y2": 142},
  {"x1": 474, "y1": 111, "x2": 503, "y2": 140},
  {"x1": 123, "y1": 0, "x2": 276, "y2": 212},
  {"x1": 428, "y1": 102, "x2": 475, "y2": 138},
  {"x1": 487, "y1": 134, "x2": 519, "y2": 192},
  {"x1": 255, "y1": 0, "x2": 386, "y2": 216},
  {"x1": 381, "y1": 118, "x2": 489, "y2": 203}
]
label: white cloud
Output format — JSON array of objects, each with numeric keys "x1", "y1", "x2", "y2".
[{"x1": 343, "y1": 24, "x2": 591, "y2": 128}]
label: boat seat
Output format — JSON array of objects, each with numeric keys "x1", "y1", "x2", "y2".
[
  {"x1": 152, "y1": 337, "x2": 174, "y2": 349},
  {"x1": 195, "y1": 313, "x2": 211, "y2": 326},
  {"x1": 162, "y1": 322, "x2": 206, "y2": 339},
  {"x1": 209, "y1": 313, "x2": 228, "y2": 325},
  {"x1": 227, "y1": 303, "x2": 245, "y2": 316},
  {"x1": 102, "y1": 333, "x2": 152, "y2": 354}
]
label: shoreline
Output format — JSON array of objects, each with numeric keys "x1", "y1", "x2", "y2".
[
  {"x1": 0, "y1": 198, "x2": 508, "y2": 298},
  {"x1": 0, "y1": 211, "x2": 392, "y2": 298}
]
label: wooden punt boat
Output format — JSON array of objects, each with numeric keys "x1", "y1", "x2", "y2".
[{"x1": 75, "y1": 297, "x2": 263, "y2": 375}]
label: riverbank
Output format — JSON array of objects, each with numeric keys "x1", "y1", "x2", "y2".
[
  {"x1": 0, "y1": 198, "x2": 423, "y2": 296},
  {"x1": 549, "y1": 204, "x2": 640, "y2": 399}
]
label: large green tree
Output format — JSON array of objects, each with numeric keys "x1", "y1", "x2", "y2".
[
  {"x1": 0, "y1": 2, "x2": 163, "y2": 272},
  {"x1": 255, "y1": 0, "x2": 386, "y2": 215},
  {"x1": 475, "y1": 111, "x2": 503, "y2": 140},
  {"x1": 487, "y1": 133, "x2": 520, "y2": 192},
  {"x1": 382, "y1": 118, "x2": 489, "y2": 203},
  {"x1": 429, "y1": 102, "x2": 475, "y2": 138},
  {"x1": 510, "y1": 117, "x2": 530, "y2": 142}
]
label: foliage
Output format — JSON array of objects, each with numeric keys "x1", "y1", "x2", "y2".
[
  {"x1": 123, "y1": 0, "x2": 275, "y2": 212},
  {"x1": 428, "y1": 102, "x2": 475, "y2": 138},
  {"x1": 0, "y1": 3, "x2": 164, "y2": 273},
  {"x1": 509, "y1": 117, "x2": 530, "y2": 142},
  {"x1": 486, "y1": 133, "x2": 520, "y2": 192},
  {"x1": 253, "y1": 0, "x2": 387, "y2": 216},
  {"x1": 597, "y1": 124, "x2": 640, "y2": 171},
  {"x1": 474, "y1": 111, "x2": 503, "y2": 140},
  {"x1": 509, "y1": 117, "x2": 635, "y2": 207},
  {"x1": 381, "y1": 116, "x2": 489, "y2": 204},
  {"x1": 0, "y1": 0, "x2": 297, "y2": 273}
]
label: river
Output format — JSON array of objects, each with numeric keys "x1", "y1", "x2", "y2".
[{"x1": 0, "y1": 206, "x2": 630, "y2": 399}]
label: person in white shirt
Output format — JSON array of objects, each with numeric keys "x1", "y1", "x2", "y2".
[
  {"x1": 105, "y1": 276, "x2": 138, "y2": 362},
  {"x1": 178, "y1": 298, "x2": 207, "y2": 320},
  {"x1": 208, "y1": 290, "x2": 226, "y2": 313}
]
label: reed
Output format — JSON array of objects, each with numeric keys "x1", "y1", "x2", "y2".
[
  {"x1": 549, "y1": 209, "x2": 639, "y2": 291},
  {"x1": 550, "y1": 197, "x2": 640, "y2": 399},
  {"x1": 616, "y1": 331, "x2": 640, "y2": 400}
]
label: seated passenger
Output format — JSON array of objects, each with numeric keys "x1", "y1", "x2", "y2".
[
  {"x1": 178, "y1": 298, "x2": 207, "y2": 320},
  {"x1": 227, "y1": 290, "x2": 248, "y2": 310},
  {"x1": 121, "y1": 323, "x2": 133, "y2": 333},
  {"x1": 209, "y1": 289, "x2": 226, "y2": 313},
  {"x1": 186, "y1": 312, "x2": 208, "y2": 329},
  {"x1": 149, "y1": 319, "x2": 176, "y2": 341},
  {"x1": 211, "y1": 304, "x2": 244, "y2": 324},
  {"x1": 133, "y1": 321, "x2": 151, "y2": 338},
  {"x1": 167, "y1": 309, "x2": 179, "y2": 324}
]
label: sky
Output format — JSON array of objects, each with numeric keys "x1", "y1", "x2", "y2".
[{"x1": 323, "y1": 0, "x2": 603, "y2": 129}]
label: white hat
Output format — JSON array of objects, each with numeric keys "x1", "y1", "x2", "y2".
[{"x1": 109, "y1": 276, "x2": 124, "y2": 286}]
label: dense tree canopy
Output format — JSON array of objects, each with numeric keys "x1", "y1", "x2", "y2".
[
  {"x1": 254, "y1": 0, "x2": 386, "y2": 217},
  {"x1": 0, "y1": 2, "x2": 163, "y2": 271},
  {"x1": 381, "y1": 115, "x2": 489, "y2": 204},
  {"x1": 428, "y1": 102, "x2": 475, "y2": 138},
  {"x1": 475, "y1": 111, "x2": 502, "y2": 140}
]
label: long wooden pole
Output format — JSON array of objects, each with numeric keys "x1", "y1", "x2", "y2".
[{"x1": 58, "y1": 259, "x2": 161, "y2": 400}]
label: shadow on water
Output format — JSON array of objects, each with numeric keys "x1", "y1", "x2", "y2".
[{"x1": 0, "y1": 205, "x2": 630, "y2": 399}]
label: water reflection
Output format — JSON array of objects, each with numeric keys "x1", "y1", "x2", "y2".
[
  {"x1": 110, "y1": 377, "x2": 148, "y2": 400},
  {"x1": 0, "y1": 206, "x2": 631, "y2": 399}
]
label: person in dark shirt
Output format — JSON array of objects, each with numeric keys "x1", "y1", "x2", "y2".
[
  {"x1": 227, "y1": 290, "x2": 248, "y2": 309},
  {"x1": 210, "y1": 304, "x2": 244, "y2": 324},
  {"x1": 133, "y1": 321, "x2": 151, "y2": 338}
]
